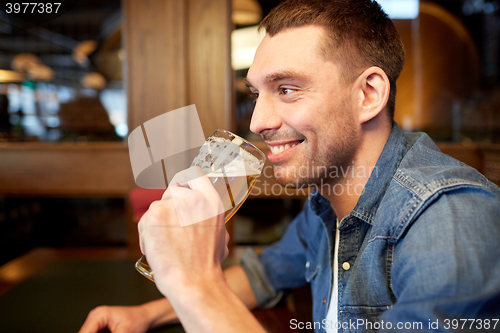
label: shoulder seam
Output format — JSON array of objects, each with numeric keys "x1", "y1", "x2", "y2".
[{"x1": 390, "y1": 170, "x2": 493, "y2": 243}]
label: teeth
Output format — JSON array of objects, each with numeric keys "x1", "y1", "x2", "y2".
[{"x1": 270, "y1": 142, "x2": 300, "y2": 154}]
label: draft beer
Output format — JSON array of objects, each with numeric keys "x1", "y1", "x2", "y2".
[{"x1": 136, "y1": 129, "x2": 266, "y2": 281}]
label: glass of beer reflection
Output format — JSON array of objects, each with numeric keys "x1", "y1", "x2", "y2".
[{"x1": 135, "y1": 129, "x2": 266, "y2": 281}]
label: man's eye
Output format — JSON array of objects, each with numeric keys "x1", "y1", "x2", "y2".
[
  {"x1": 251, "y1": 92, "x2": 259, "y2": 101},
  {"x1": 280, "y1": 88, "x2": 294, "y2": 95}
]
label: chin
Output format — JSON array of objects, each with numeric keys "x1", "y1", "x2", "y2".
[{"x1": 274, "y1": 175, "x2": 312, "y2": 189}]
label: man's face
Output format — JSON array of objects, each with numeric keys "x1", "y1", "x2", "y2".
[{"x1": 246, "y1": 25, "x2": 361, "y2": 187}]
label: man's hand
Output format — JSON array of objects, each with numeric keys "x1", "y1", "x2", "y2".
[
  {"x1": 138, "y1": 166, "x2": 229, "y2": 297},
  {"x1": 79, "y1": 298, "x2": 179, "y2": 333},
  {"x1": 78, "y1": 305, "x2": 153, "y2": 333},
  {"x1": 79, "y1": 166, "x2": 263, "y2": 333}
]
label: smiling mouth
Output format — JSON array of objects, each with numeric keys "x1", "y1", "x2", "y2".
[{"x1": 268, "y1": 140, "x2": 304, "y2": 155}]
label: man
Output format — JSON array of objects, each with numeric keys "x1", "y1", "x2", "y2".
[{"x1": 80, "y1": 0, "x2": 500, "y2": 332}]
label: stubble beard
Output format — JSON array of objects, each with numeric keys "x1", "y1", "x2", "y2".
[{"x1": 273, "y1": 102, "x2": 359, "y2": 189}]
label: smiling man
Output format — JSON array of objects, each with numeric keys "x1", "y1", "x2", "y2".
[
  {"x1": 80, "y1": 1, "x2": 500, "y2": 332},
  {"x1": 245, "y1": 22, "x2": 391, "y2": 219}
]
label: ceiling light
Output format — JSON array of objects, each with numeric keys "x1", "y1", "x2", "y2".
[
  {"x1": 231, "y1": 25, "x2": 265, "y2": 70},
  {"x1": 377, "y1": 0, "x2": 420, "y2": 19},
  {"x1": 232, "y1": 0, "x2": 262, "y2": 25},
  {"x1": 0, "y1": 69, "x2": 25, "y2": 82}
]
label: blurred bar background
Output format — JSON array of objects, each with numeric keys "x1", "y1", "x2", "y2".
[{"x1": 0, "y1": 0, "x2": 499, "y2": 271}]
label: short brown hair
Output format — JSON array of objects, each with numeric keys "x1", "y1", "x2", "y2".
[{"x1": 259, "y1": 0, "x2": 405, "y2": 120}]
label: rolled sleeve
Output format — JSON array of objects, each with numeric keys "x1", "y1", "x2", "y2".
[{"x1": 240, "y1": 247, "x2": 284, "y2": 309}]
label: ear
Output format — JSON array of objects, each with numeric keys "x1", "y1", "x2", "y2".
[{"x1": 353, "y1": 67, "x2": 390, "y2": 124}]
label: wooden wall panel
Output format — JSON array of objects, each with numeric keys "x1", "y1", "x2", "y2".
[
  {"x1": 188, "y1": 0, "x2": 233, "y2": 135},
  {"x1": 122, "y1": 0, "x2": 189, "y2": 132},
  {"x1": 123, "y1": 0, "x2": 232, "y2": 137},
  {"x1": 0, "y1": 143, "x2": 134, "y2": 196}
]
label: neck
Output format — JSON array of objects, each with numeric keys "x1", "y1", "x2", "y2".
[{"x1": 321, "y1": 117, "x2": 392, "y2": 220}]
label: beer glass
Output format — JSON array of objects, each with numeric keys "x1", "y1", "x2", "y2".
[{"x1": 135, "y1": 129, "x2": 266, "y2": 281}]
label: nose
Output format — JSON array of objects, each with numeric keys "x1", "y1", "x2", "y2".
[{"x1": 249, "y1": 95, "x2": 282, "y2": 135}]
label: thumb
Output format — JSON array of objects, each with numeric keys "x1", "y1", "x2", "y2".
[
  {"x1": 79, "y1": 320, "x2": 105, "y2": 333},
  {"x1": 113, "y1": 326, "x2": 133, "y2": 333}
]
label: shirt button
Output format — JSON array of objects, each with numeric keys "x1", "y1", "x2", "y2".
[
  {"x1": 305, "y1": 261, "x2": 310, "y2": 268},
  {"x1": 342, "y1": 262, "x2": 351, "y2": 271},
  {"x1": 322, "y1": 298, "x2": 327, "y2": 304}
]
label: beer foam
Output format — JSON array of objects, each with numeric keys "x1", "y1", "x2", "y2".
[{"x1": 192, "y1": 137, "x2": 264, "y2": 177}]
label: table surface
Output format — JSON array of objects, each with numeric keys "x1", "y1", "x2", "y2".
[{"x1": 0, "y1": 247, "x2": 296, "y2": 333}]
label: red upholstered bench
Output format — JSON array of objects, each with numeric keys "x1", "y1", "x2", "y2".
[{"x1": 129, "y1": 188, "x2": 165, "y2": 221}]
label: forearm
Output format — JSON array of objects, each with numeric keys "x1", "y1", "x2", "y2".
[
  {"x1": 143, "y1": 265, "x2": 259, "y2": 330},
  {"x1": 223, "y1": 265, "x2": 259, "y2": 310},
  {"x1": 139, "y1": 298, "x2": 179, "y2": 329},
  {"x1": 163, "y1": 269, "x2": 266, "y2": 333}
]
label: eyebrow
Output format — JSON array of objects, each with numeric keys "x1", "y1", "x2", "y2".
[{"x1": 245, "y1": 69, "x2": 312, "y2": 89}]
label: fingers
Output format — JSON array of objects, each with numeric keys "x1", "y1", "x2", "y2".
[
  {"x1": 169, "y1": 166, "x2": 206, "y2": 188},
  {"x1": 168, "y1": 166, "x2": 219, "y2": 198},
  {"x1": 155, "y1": 166, "x2": 221, "y2": 208},
  {"x1": 78, "y1": 307, "x2": 106, "y2": 333},
  {"x1": 223, "y1": 229, "x2": 230, "y2": 261},
  {"x1": 161, "y1": 188, "x2": 172, "y2": 200},
  {"x1": 138, "y1": 201, "x2": 177, "y2": 254},
  {"x1": 183, "y1": 166, "x2": 215, "y2": 192},
  {"x1": 138, "y1": 165, "x2": 224, "y2": 254},
  {"x1": 169, "y1": 167, "x2": 223, "y2": 227}
]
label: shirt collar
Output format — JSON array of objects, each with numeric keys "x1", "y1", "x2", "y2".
[
  {"x1": 350, "y1": 122, "x2": 408, "y2": 224},
  {"x1": 309, "y1": 122, "x2": 408, "y2": 225}
]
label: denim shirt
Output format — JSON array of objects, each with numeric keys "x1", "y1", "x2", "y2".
[{"x1": 241, "y1": 123, "x2": 500, "y2": 332}]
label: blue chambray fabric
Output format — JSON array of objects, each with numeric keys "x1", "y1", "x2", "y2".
[{"x1": 241, "y1": 123, "x2": 500, "y2": 332}]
